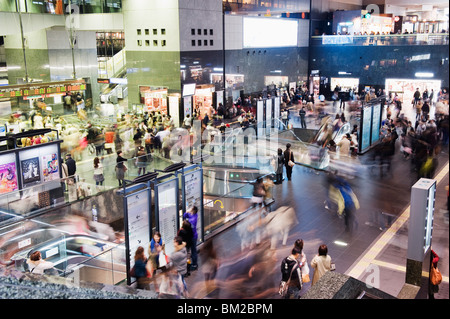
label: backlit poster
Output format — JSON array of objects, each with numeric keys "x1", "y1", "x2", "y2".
[
  {"x1": 0, "y1": 162, "x2": 18, "y2": 193},
  {"x1": 156, "y1": 178, "x2": 178, "y2": 255},
  {"x1": 126, "y1": 189, "x2": 150, "y2": 266},
  {"x1": 168, "y1": 96, "x2": 180, "y2": 127},
  {"x1": 183, "y1": 169, "x2": 203, "y2": 243},
  {"x1": 42, "y1": 153, "x2": 59, "y2": 182},
  {"x1": 371, "y1": 104, "x2": 381, "y2": 145},
  {"x1": 184, "y1": 96, "x2": 192, "y2": 117},
  {"x1": 21, "y1": 157, "x2": 41, "y2": 187},
  {"x1": 257, "y1": 100, "x2": 264, "y2": 137},
  {"x1": 360, "y1": 106, "x2": 372, "y2": 152},
  {"x1": 266, "y1": 98, "x2": 272, "y2": 134},
  {"x1": 274, "y1": 97, "x2": 280, "y2": 130}
]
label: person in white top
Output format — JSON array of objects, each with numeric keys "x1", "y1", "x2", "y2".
[
  {"x1": 26, "y1": 251, "x2": 55, "y2": 275},
  {"x1": 337, "y1": 133, "x2": 351, "y2": 158},
  {"x1": 310, "y1": 244, "x2": 332, "y2": 285}
]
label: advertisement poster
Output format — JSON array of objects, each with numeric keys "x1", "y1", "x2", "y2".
[
  {"x1": 42, "y1": 153, "x2": 59, "y2": 182},
  {"x1": 0, "y1": 162, "x2": 18, "y2": 193},
  {"x1": 21, "y1": 157, "x2": 41, "y2": 187}
]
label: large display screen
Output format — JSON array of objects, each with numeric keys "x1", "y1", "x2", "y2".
[
  {"x1": 360, "y1": 106, "x2": 372, "y2": 152},
  {"x1": 243, "y1": 17, "x2": 298, "y2": 48},
  {"x1": 371, "y1": 104, "x2": 381, "y2": 145}
]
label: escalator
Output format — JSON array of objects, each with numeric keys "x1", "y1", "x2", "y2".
[{"x1": 10, "y1": 234, "x2": 126, "y2": 285}]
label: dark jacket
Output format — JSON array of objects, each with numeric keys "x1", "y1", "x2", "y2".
[
  {"x1": 281, "y1": 256, "x2": 302, "y2": 288},
  {"x1": 178, "y1": 226, "x2": 194, "y2": 249},
  {"x1": 276, "y1": 154, "x2": 285, "y2": 174},
  {"x1": 65, "y1": 157, "x2": 76, "y2": 176},
  {"x1": 284, "y1": 149, "x2": 294, "y2": 166}
]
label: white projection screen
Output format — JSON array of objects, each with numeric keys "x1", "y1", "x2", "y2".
[{"x1": 243, "y1": 17, "x2": 298, "y2": 48}]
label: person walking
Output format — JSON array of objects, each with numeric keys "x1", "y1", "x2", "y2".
[
  {"x1": 136, "y1": 146, "x2": 147, "y2": 176},
  {"x1": 169, "y1": 236, "x2": 189, "y2": 296},
  {"x1": 281, "y1": 109, "x2": 289, "y2": 128},
  {"x1": 284, "y1": 143, "x2": 295, "y2": 181},
  {"x1": 310, "y1": 244, "x2": 332, "y2": 285},
  {"x1": 177, "y1": 220, "x2": 194, "y2": 277},
  {"x1": 65, "y1": 153, "x2": 76, "y2": 180},
  {"x1": 294, "y1": 239, "x2": 310, "y2": 284},
  {"x1": 280, "y1": 246, "x2": 302, "y2": 299},
  {"x1": 93, "y1": 156, "x2": 104, "y2": 189},
  {"x1": 132, "y1": 246, "x2": 151, "y2": 290},
  {"x1": 115, "y1": 150, "x2": 127, "y2": 186},
  {"x1": 183, "y1": 206, "x2": 199, "y2": 271},
  {"x1": 275, "y1": 148, "x2": 285, "y2": 184},
  {"x1": 299, "y1": 107, "x2": 307, "y2": 129}
]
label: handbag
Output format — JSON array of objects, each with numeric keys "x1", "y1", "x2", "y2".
[
  {"x1": 287, "y1": 151, "x2": 295, "y2": 167},
  {"x1": 129, "y1": 265, "x2": 136, "y2": 277},
  {"x1": 430, "y1": 265, "x2": 442, "y2": 285},
  {"x1": 302, "y1": 273, "x2": 310, "y2": 283},
  {"x1": 330, "y1": 260, "x2": 336, "y2": 271}
]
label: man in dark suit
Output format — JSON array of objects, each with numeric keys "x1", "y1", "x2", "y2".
[
  {"x1": 284, "y1": 143, "x2": 295, "y2": 181},
  {"x1": 65, "y1": 153, "x2": 76, "y2": 178}
]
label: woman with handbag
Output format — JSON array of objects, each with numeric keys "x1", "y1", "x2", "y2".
[
  {"x1": 294, "y1": 239, "x2": 310, "y2": 284},
  {"x1": 132, "y1": 246, "x2": 152, "y2": 290},
  {"x1": 284, "y1": 143, "x2": 295, "y2": 181},
  {"x1": 310, "y1": 244, "x2": 332, "y2": 285},
  {"x1": 430, "y1": 249, "x2": 442, "y2": 298}
]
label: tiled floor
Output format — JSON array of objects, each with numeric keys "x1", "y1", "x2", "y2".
[{"x1": 184, "y1": 101, "x2": 449, "y2": 299}]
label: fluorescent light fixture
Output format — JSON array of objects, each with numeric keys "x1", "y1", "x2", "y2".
[
  {"x1": 270, "y1": 70, "x2": 282, "y2": 73},
  {"x1": 415, "y1": 72, "x2": 434, "y2": 78},
  {"x1": 338, "y1": 71, "x2": 352, "y2": 75},
  {"x1": 334, "y1": 240, "x2": 348, "y2": 246},
  {"x1": 410, "y1": 54, "x2": 430, "y2": 61},
  {"x1": 213, "y1": 67, "x2": 223, "y2": 72},
  {"x1": 180, "y1": 65, "x2": 186, "y2": 69}
]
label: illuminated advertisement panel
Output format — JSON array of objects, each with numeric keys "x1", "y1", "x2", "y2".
[{"x1": 244, "y1": 17, "x2": 298, "y2": 48}]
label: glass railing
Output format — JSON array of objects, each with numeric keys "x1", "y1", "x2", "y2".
[{"x1": 311, "y1": 33, "x2": 449, "y2": 46}]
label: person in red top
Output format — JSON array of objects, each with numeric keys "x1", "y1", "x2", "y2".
[
  {"x1": 430, "y1": 249, "x2": 440, "y2": 298},
  {"x1": 104, "y1": 129, "x2": 115, "y2": 154}
]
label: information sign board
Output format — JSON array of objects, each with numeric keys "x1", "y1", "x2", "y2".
[
  {"x1": 182, "y1": 168, "x2": 203, "y2": 243},
  {"x1": 124, "y1": 188, "x2": 151, "y2": 285},
  {"x1": 155, "y1": 178, "x2": 179, "y2": 255}
]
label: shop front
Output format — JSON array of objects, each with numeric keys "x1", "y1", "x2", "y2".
[
  {"x1": 330, "y1": 77, "x2": 359, "y2": 93},
  {"x1": 139, "y1": 86, "x2": 168, "y2": 114},
  {"x1": 193, "y1": 85, "x2": 215, "y2": 119},
  {"x1": 385, "y1": 78, "x2": 441, "y2": 104},
  {"x1": 0, "y1": 79, "x2": 88, "y2": 125}
]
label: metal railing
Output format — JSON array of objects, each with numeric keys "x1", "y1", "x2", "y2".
[{"x1": 311, "y1": 33, "x2": 449, "y2": 46}]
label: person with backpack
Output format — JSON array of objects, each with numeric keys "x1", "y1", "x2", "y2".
[{"x1": 279, "y1": 246, "x2": 302, "y2": 299}]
